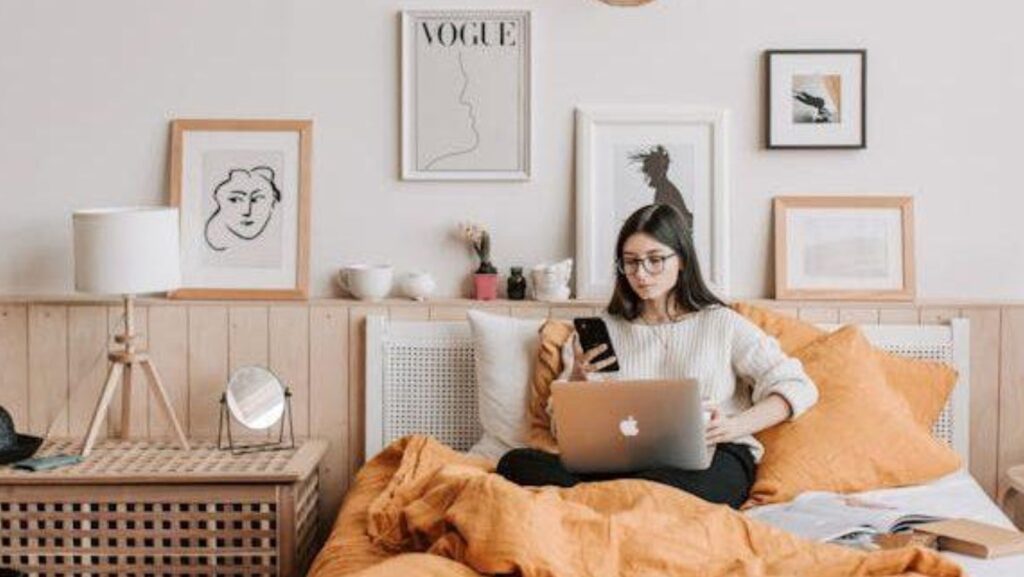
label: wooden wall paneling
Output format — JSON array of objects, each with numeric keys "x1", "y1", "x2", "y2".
[
  {"x1": 67, "y1": 306, "x2": 110, "y2": 438},
  {"x1": 28, "y1": 305, "x2": 69, "y2": 436},
  {"x1": 429, "y1": 306, "x2": 469, "y2": 320},
  {"x1": 481, "y1": 304, "x2": 513, "y2": 317},
  {"x1": 310, "y1": 306, "x2": 350, "y2": 536},
  {"x1": 0, "y1": 306, "x2": 29, "y2": 429},
  {"x1": 550, "y1": 306, "x2": 588, "y2": 320},
  {"x1": 921, "y1": 307, "x2": 961, "y2": 325},
  {"x1": 187, "y1": 305, "x2": 228, "y2": 439},
  {"x1": 349, "y1": 305, "x2": 386, "y2": 475},
  {"x1": 963, "y1": 307, "x2": 1001, "y2": 498},
  {"x1": 228, "y1": 306, "x2": 270, "y2": 439},
  {"x1": 228, "y1": 306, "x2": 270, "y2": 369},
  {"x1": 796, "y1": 307, "x2": 840, "y2": 324},
  {"x1": 388, "y1": 305, "x2": 430, "y2": 320},
  {"x1": 510, "y1": 306, "x2": 550, "y2": 319},
  {"x1": 428, "y1": 303, "x2": 513, "y2": 320},
  {"x1": 107, "y1": 305, "x2": 149, "y2": 438},
  {"x1": 838, "y1": 308, "x2": 880, "y2": 325},
  {"x1": 999, "y1": 307, "x2": 1024, "y2": 501},
  {"x1": 147, "y1": 305, "x2": 189, "y2": 439},
  {"x1": 270, "y1": 306, "x2": 311, "y2": 437},
  {"x1": 879, "y1": 308, "x2": 921, "y2": 324}
]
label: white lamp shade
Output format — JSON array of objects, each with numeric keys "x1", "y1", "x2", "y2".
[{"x1": 73, "y1": 207, "x2": 181, "y2": 295}]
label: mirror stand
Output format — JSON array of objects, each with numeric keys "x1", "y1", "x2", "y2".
[{"x1": 217, "y1": 388, "x2": 296, "y2": 455}]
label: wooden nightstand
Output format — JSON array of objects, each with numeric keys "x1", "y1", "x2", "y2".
[{"x1": 0, "y1": 439, "x2": 326, "y2": 577}]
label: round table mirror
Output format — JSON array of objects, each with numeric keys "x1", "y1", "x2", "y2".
[{"x1": 225, "y1": 366, "x2": 286, "y2": 430}]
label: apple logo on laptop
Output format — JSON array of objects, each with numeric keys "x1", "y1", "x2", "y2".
[{"x1": 619, "y1": 415, "x2": 639, "y2": 437}]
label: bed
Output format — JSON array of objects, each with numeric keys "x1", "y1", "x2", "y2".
[{"x1": 340, "y1": 315, "x2": 1021, "y2": 576}]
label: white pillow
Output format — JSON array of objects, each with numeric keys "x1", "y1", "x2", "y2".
[{"x1": 466, "y1": 309, "x2": 544, "y2": 460}]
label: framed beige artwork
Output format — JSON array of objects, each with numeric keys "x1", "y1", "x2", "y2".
[
  {"x1": 774, "y1": 196, "x2": 915, "y2": 301},
  {"x1": 169, "y1": 119, "x2": 312, "y2": 300}
]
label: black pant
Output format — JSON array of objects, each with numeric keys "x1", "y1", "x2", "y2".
[{"x1": 496, "y1": 443, "x2": 756, "y2": 509}]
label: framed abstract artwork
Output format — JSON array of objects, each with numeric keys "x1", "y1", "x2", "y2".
[
  {"x1": 766, "y1": 49, "x2": 866, "y2": 149},
  {"x1": 168, "y1": 119, "x2": 312, "y2": 300},
  {"x1": 401, "y1": 9, "x2": 532, "y2": 181},
  {"x1": 774, "y1": 196, "x2": 915, "y2": 301},
  {"x1": 575, "y1": 106, "x2": 730, "y2": 299}
]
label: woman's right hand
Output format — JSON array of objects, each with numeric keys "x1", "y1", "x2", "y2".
[{"x1": 569, "y1": 335, "x2": 617, "y2": 381}]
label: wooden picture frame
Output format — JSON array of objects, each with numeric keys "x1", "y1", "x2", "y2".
[
  {"x1": 169, "y1": 119, "x2": 312, "y2": 300},
  {"x1": 765, "y1": 49, "x2": 867, "y2": 149},
  {"x1": 774, "y1": 196, "x2": 915, "y2": 301}
]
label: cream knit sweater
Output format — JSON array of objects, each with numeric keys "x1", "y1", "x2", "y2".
[{"x1": 556, "y1": 305, "x2": 818, "y2": 462}]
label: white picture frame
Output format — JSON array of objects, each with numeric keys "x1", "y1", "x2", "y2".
[
  {"x1": 774, "y1": 196, "x2": 915, "y2": 301},
  {"x1": 575, "y1": 106, "x2": 730, "y2": 300},
  {"x1": 169, "y1": 119, "x2": 312, "y2": 300},
  {"x1": 401, "y1": 9, "x2": 532, "y2": 181}
]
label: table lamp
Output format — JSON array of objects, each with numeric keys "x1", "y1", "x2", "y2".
[{"x1": 73, "y1": 207, "x2": 190, "y2": 457}]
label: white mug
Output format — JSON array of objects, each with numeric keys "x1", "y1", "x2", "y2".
[{"x1": 338, "y1": 264, "x2": 393, "y2": 301}]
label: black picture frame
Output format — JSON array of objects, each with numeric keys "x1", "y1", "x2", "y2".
[{"x1": 765, "y1": 49, "x2": 867, "y2": 150}]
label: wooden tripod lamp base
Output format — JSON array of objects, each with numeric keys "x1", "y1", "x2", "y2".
[
  {"x1": 80, "y1": 296, "x2": 190, "y2": 457},
  {"x1": 72, "y1": 208, "x2": 188, "y2": 457}
]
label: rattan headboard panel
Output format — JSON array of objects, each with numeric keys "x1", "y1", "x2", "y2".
[{"x1": 366, "y1": 317, "x2": 970, "y2": 461}]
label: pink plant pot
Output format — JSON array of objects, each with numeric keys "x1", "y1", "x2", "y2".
[{"x1": 473, "y1": 273, "x2": 499, "y2": 301}]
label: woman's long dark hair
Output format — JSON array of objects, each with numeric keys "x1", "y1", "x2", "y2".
[{"x1": 607, "y1": 204, "x2": 725, "y2": 321}]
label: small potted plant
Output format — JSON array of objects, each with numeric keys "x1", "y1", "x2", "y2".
[{"x1": 460, "y1": 222, "x2": 498, "y2": 300}]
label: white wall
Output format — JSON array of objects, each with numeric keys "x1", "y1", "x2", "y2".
[{"x1": 1, "y1": 0, "x2": 1022, "y2": 300}]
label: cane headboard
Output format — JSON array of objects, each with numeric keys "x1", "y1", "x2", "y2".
[{"x1": 365, "y1": 316, "x2": 970, "y2": 461}]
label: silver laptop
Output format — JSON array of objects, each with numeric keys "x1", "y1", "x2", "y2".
[{"x1": 550, "y1": 379, "x2": 712, "y2": 474}]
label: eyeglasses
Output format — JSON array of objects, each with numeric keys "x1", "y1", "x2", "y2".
[{"x1": 616, "y1": 253, "x2": 677, "y2": 276}]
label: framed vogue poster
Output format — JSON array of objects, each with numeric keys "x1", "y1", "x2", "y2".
[
  {"x1": 766, "y1": 50, "x2": 866, "y2": 149},
  {"x1": 402, "y1": 9, "x2": 532, "y2": 180},
  {"x1": 575, "y1": 106, "x2": 730, "y2": 299},
  {"x1": 169, "y1": 119, "x2": 311, "y2": 300},
  {"x1": 774, "y1": 196, "x2": 915, "y2": 301}
]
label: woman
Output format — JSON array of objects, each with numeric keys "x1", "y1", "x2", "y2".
[{"x1": 497, "y1": 204, "x2": 818, "y2": 509}]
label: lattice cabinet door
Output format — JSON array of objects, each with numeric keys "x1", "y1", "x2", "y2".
[{"x1": 0, "y1": 440, "x2": 325, "y2": 577}]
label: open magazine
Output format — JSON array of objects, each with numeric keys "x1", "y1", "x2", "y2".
[{"x1": 749, "y1": 492, "x2": 945, "y2": 544}]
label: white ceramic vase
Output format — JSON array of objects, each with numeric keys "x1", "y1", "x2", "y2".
[{"x1": 400, "y1": 271, "x2": 436, "y2": 301}]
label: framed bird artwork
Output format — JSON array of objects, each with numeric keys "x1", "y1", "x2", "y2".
[{"x1": 765, "y1": 50, "x2": 867, "y2": 149}]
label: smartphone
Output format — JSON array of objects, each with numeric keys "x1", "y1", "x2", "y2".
[{"x1": 572, "y1": 317, "x2": 620, "y2": 373}]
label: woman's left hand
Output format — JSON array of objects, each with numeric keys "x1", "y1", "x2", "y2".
[{"x1": 704, "y1": 406, "x2": 748, "y2": 445}]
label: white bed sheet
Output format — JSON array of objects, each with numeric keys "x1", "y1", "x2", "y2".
[{"x1": 745, "y1": 469, "x2": 1022, "y2": 576}]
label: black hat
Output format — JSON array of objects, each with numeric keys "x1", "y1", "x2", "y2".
[{"x1": 0, "y1": 406, "x2": 42, "y2": 465}]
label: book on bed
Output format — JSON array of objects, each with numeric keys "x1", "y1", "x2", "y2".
[{"x1": 750, "y1": 492, "x2": 944, "y2": 544}]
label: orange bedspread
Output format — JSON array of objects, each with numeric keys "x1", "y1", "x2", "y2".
[{"x1": 308, "y1": 436, "x2": 962, "y2": 577}]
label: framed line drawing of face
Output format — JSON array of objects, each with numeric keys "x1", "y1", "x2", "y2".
[
  {"x1": 575, "y1": 106, "x2": 730, "y2": 300},
  {"x1": 766, "y1": 50, "x2": 866, "y2": 149},
  {"x1": 774, "y1": 196, "x2": 915, "y2": 301},
  {"x1": 169, "y1": 119, "x2": 312, "y2": 300},
  {"x1": 401, "y1": 9, "x2": 532, "y2": 181}
]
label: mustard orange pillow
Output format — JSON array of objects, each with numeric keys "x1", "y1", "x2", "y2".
[
  {"x1": 731, "y1": 302, "x2": 824, "y2": 353},
  {"x1": 747, "y1": 326, "x2": 961, "y2": 506},
  {"x1": 526, "y1": 319, "x2": 573, "y2": 454},
  {"x1": 732, "y1": 303, "x2": 957, "y2": 430}
]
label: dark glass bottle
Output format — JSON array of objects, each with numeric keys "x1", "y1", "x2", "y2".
[{"x1": 507, "y1": 266, "x2": 527, "y2": 300}]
